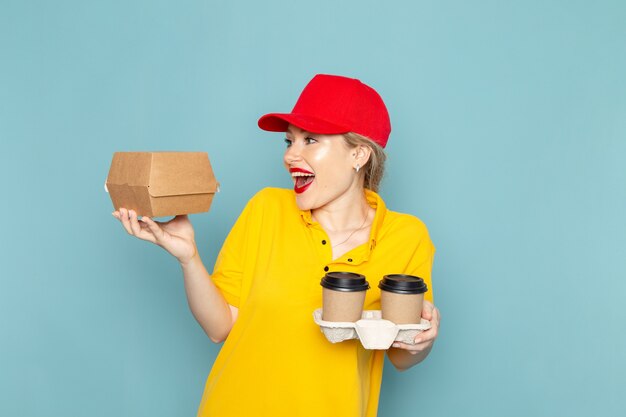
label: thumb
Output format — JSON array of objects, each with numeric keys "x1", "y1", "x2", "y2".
[
  {"x1": 421, "y1": 301, "x2": 434, "y2": 320},
  {"x1": 140, "y1": 216, "x2": 165, "y2": 241},
  {"x1": 171, "y1": 214, "x2": 189, "y2": 224}
]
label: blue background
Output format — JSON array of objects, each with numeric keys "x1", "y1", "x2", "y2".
[{"x1": 1, "y1": 1, "x2": 625, "y2": 416}]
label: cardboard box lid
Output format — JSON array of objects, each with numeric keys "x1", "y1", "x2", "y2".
[{"x1": 107, "y1": 152, "x2": 218, "y2": 197}]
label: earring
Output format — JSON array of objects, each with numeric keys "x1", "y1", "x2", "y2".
[{"x1": 355, "y1": 164, "x2": 360, "y2": 173}]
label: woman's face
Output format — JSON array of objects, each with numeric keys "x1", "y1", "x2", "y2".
[{"x1": 283, "y1": 125, "x2": 359, "y2": 211}]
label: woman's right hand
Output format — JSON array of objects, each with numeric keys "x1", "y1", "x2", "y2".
[{"x1": 112, "y1": 208, "x2": 198, "y2": 265}]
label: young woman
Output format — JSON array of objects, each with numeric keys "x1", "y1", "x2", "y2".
[{"x1": 113, "y1": 74, "x2": 440, "y2": 417}]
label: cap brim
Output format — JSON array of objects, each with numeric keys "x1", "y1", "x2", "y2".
[{"x1": 258, "y1": 113, "x2": 350, "y2": 135}]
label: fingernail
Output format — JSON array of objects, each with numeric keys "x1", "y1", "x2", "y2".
[
  {"x1": 414, "y1": 339, "x2": 421, "y2": 344},
  {"x1": 392, "y1": 343, "x2": 400, "y2": 348}
]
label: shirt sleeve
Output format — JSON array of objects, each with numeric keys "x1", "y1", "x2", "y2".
[
  {"x1": 404, "y1": 219, "x2": 436, "y2": 303},
  {"x1": 211, "y1": 193, "x2": 258, "y2": 308}
]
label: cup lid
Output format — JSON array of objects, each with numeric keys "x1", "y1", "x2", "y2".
[
  {"x1": 321, "y1": 272, "x2": 370, "y2": 292},
  {"x1": 378, "y1": 274, "x2": 428, "y2": 294}
]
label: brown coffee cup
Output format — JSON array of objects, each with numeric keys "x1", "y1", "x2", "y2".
[
  {"x1": 321, "y1": 272, "x2": 370, "y2": 322},
  {"x1": 379, "y1": 274, "x2": 428, "y2": 324}
]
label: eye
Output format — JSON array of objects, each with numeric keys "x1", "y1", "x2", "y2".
[
  {"x1": 305, "y1": 136, "x2": 317, "y2": 145},
  {"x1": 284, "y1": 138, "x2": 292, "y2": 147}
]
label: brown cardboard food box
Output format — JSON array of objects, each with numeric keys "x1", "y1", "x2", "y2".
[{"x1": 105, "y1": 152, "x2": 219, "y2": 217}]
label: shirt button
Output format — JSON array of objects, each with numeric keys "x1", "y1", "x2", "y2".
[
  {"x1": 324, "y1": 266, "x2": 329, "y2": 272},
  {"x1": 348, "y1": 258, "x2": 353, "y2": 262},
  {"x1": 321, "y1": 240, "x2": 327, "y2": 245}
]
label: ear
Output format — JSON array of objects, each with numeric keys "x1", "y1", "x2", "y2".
[{"x1": 353, "y1": 145, "x2": 372, "y2": 168}]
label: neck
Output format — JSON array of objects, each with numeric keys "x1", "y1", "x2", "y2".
[{"x1": 311, "y1": 187, "x2": 370, "y2": 233}]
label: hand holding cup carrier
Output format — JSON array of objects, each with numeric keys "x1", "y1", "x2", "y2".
[{"x1": 314, "y1": 272, "x2": 431, "y2": 350}]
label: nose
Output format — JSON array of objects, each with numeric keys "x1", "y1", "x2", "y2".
[{"x1": 284, "y1": 143, "x2": 302, "y2": 165}]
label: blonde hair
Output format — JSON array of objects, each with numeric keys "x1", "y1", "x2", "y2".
[{"x1": 343, "y1": 132, "x2": 387, "y2": 192}]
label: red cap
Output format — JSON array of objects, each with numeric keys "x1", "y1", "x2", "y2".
[{"x1": 258, "y1": 74, "x2": 391, "y2": 148}]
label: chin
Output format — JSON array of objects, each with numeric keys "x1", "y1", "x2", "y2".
[
  {"x1": 295, "y1": 190, "x2": 329, "y2": 211},
  {"x1": 295, "y1": 195, "x2": 315, "y2": 211}
]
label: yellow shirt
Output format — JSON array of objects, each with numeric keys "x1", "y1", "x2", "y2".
[{"x1": 198, "y1": 187, "x2": 435, "y2": 417}]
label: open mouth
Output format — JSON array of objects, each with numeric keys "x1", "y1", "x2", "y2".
[{"x1": 290, "y1": 168, "x2": 315, "y2": 194}]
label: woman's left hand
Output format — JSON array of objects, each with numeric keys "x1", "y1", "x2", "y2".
[{"x1": 391, "y1": 300, "x2": 440, "y2": 354}]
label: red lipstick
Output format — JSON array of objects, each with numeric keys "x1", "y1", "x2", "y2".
[
  {"x1": 289, "y1": 168, "x2": 315, "y2": 194},
  {"x1": 289, "y1": 168, "x2": 314, "y2": 174}
]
